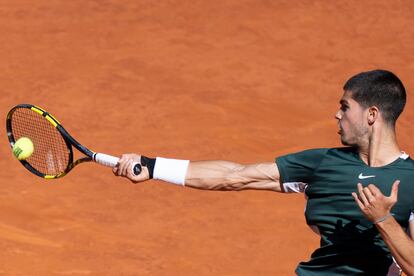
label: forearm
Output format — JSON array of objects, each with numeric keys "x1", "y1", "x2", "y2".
[
  {"x1": 185, "y1": 161, "x2": 281, "y2": 192},
  {"x1": 376, "y1": 217, "x2": 414, "y2": 275}
]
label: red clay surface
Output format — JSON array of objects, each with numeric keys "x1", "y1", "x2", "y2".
[{"x1": 1, "y1": 1, "x2": 414, "y2": 275}]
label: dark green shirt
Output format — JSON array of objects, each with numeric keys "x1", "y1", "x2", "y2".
[{"x1": 276, "y1": 147, "x2": 414, "y2": 275}]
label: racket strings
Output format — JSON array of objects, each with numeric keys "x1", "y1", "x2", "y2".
[{"x1": 10, "y1": 108, "x2": 70, "y2": 176}]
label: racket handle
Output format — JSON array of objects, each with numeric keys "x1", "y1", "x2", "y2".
[
  {"x1": 94, "y1": 153, "x2": 119, "y2": 167},
  {"x1": 94, "y1": 153, "x2": 142, "y2": 175}
]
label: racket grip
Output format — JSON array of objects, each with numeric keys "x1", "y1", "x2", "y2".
[
  {"x1": 94, "y1": 153, "x2": 119, "y2": 167},
  {"x1": 94, "y1": 153, "x2": 141, "y2": 176}
]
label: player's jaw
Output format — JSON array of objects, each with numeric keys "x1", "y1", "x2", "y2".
[
  {"x1": 338, "y1": 120, "x2": 368, "y2": 146},
  {"x1": 339, "y1": 127, "x2": 356, "y2": 146},
  {"x1": 337, "y1": 122, "x2": 351, "y2": 145}
]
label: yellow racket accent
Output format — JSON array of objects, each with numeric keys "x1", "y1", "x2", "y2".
[
  {"x1": 47, "y1": 113, "x2": 60, "y2": 124},
  {"x1": 45, "y1": 115, "x2": 58, "y2": 127},
  {"x1": 31, "y1": 106, "x2": 44, "y2": 116},
  {"x1": 31, "y1": 106, "x2": 60, "y2": 127}
]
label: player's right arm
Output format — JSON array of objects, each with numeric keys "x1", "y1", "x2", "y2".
[
  {"x1": 185, "y1": 161, "x2": 281, "y2": 191},
  {"x1": 113, "y1": 154, "x2": 282, "y2": 192}
]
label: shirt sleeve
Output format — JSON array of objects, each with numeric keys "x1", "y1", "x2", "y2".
[{"x1": 276, "y1": 148, "x2": 328, "y2": 193}]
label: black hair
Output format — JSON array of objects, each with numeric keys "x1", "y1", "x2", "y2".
[{"x1": 343, "y1": 69, "x2": 406, "y2": 125}]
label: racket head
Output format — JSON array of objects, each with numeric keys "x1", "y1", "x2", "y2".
[{"x1": 6, "y1": 104, "x2": 76, "y2": 179}]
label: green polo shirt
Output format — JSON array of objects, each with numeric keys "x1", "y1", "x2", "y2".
[{"x1": 276, "y1": 147, "x2": 414, "y2": 275}]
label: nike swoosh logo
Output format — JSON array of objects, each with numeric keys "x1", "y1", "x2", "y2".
[{"x1": 358, "y1": 173, "x2": 376, "y2": 179}]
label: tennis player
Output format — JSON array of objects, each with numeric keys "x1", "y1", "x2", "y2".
[{"x1": 114, "y1": 69, "x2": 414, "y2": 275}]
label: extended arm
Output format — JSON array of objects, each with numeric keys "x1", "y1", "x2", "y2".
[
  {"x1": 113, "y1": 154, "x2": 282, "y2": 192},
  {"x1": 352, "y1": 181, "x2": 414, "y2": 275}
]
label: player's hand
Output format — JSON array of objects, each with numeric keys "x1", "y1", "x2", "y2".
[
  {"x1": 113, "y1": 153, "x2": 150, "y2": 183},
  {"x1": 352, "y1": 180, "x2": 399, "y2": 223}
]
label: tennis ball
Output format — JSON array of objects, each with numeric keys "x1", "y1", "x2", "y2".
[{"x1": 13, "y1": 137, "x2": 34, "y2": 160}]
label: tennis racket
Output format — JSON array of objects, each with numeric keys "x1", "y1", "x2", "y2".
[{"x1": 6, "y1": 104, "x2": 141, "y2": 179}]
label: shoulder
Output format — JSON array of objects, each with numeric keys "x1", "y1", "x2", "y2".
[
  {"x1": 326, "y1": 146, "x2": 357, "y2": 155},
  {"x1": 403, "y1": 155, "x2": 414, "y2": 165},
  {"x1": 278, "y1": 147, "x2": 356, "y2": 160},
  {"x1": 278, "y1": 148, "x2": 330, "y2": 158},
  {"x1": 276, "y1": 147, "x2": 336, "y2": 172},
  {"x1": 394, "y1": 152, "x2": 414, "y2": 169}
]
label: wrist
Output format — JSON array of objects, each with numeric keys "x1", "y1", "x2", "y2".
[
  {"x1": 373, "y1": 213, "x2": 395, "y2": 225},
  {"x1": 150, "y1": 157, "x2": 190, "y2": 186},
  {"x1": 140, "y1": 156, "x2": 156, "y2": 178}
]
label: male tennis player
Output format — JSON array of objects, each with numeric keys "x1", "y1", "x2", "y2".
[{"x1": 114, "y1": 69, "x2": 414, "y2": 275}]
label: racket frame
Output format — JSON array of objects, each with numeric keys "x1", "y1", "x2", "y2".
[{"x1": 7, "y1": 104, "x2": 95, "y2": 179}]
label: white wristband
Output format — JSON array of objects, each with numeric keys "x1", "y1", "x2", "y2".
[{"x1": 153, "y1": 157, "x2": 190, "y2": 186}]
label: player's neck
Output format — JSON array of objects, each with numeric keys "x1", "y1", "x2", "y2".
[{"x1": 358, "y1": 125, "x2": 401, "y2": 167}]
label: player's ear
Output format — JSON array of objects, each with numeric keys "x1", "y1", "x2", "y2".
[{"x1": 367, "y1": 106, "x2": 379, "y2": 125}]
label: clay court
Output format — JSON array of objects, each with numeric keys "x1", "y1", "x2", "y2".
[{"x1": 1, "y1": 1, "x2": 414, "y2": 275}]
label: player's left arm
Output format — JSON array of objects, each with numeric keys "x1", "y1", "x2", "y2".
[{"x1": 352, "y1": 181, "x2": 414, "y2": 276}]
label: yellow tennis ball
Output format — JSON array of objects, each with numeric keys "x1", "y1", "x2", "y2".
[{"x1": 13, "y1": 137, "x2": 34, "y2": 160}]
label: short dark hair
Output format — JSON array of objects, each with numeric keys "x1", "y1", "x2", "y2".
[{"x1": 343, "y1": 69, "x2": 406, "y2": 125}]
